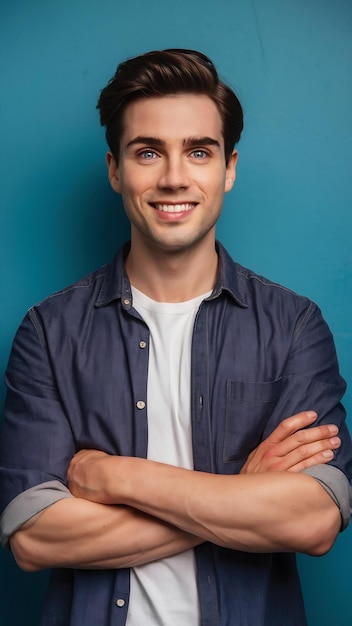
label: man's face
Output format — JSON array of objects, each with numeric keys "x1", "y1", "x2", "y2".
[{"x1": 108, "y1": 94, "x2": 237, "y2": 254}]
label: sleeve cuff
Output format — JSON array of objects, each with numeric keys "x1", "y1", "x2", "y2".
[
  {"x1": 303, "y1": 464, "x2": 352, "y2": 531},
  {"x1": 0, "y1": 480, "x2": 73, "y2": 548}
]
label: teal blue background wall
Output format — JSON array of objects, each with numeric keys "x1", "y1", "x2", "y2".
[{"x1": 1, "y1": 1, "x2": 351, "y2": 624}]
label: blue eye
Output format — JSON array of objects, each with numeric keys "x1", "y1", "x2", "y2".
[
  {"x1": 140, "y1": 150, "x2": 157, "y2": 160},
  {"x1": 192, "y1": 150, "x2": 208, "y2": 159}
]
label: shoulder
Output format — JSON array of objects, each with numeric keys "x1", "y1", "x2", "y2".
[
  {"x1": 31, "y1": 264, "x2": 109, "y2": 313},
  {"x1": 216, "y1": 244, "x2": 325, "y2": 347},
  {"x1": 28, "y1": 241, "x2": 127, "y2": 319},
  {"x1": 218, "y1": 242, "x2": 315, "y2": 312},
  {"x1": 236, "y1": 263, "x2": 311, "y2": 302},
  {"x1": 16, "y1": 245, "x2": 127, "y2": 346}
]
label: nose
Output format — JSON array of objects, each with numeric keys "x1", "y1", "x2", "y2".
[{"x1": 158, "y1": 155, "x2": 190, "y2": 190}]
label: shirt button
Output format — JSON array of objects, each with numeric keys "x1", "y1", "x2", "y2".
[
  {"x1": 136, "y1": 400, "x2": 145, "y2": 410},
  {"x1": 139, "y1": 341, "x2": 147, "y2": 349},
  {"x1": 116, "y1": 599, "x2": 125, "y2": 608},
  {"x1": 123, "y1": 299, "x2": 130, "y2": 306}
]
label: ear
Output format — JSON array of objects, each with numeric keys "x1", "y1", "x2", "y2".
[
  {"x1": 106, "y1": 151, "x2": 121, "y2": 193},
  {"x1": 224, "y1": 150, "x2": 238, "y2": 193}
]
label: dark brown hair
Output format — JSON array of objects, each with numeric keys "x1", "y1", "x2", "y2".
[{"x1": 97, "y1": 49, "x2": 243, "y2": 164}]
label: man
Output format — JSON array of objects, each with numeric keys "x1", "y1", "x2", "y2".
[{"x1": 0, "y1": 49, "x2": 351, "y2": 626}]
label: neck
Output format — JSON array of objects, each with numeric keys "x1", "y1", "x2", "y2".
[{"x1": 125, "y1": 238, "x2": 218, "y2": 302}]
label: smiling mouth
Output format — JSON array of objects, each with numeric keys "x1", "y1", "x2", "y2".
[{"x1": 151, "y1": 203, "x2": 196, "y2": 213}]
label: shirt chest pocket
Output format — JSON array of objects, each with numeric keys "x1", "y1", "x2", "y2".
[{"x1": 223, "y1": 378, "x2": 282, "y2": 463}]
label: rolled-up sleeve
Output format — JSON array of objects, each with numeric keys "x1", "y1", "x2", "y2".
[
  {"x1": 262, "y1": 303, "x2": 352, "y2": 491},
  {"x1": 0, "y1": 481, "x2": 73, "y2": 548},
  {"x1": 0, "y1": 311, "x2": 76, "y2": 539},
  {"x1": 303, "y1": 465, "x2": 352, "y2": 530}
]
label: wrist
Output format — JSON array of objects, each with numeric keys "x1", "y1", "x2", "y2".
[{"x1": 104, "y1": 455, "x2": 137, "y2": 505}]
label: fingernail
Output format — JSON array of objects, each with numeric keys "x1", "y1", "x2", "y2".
[
  {"x1": 306, "y1": 411, "x2": 317, "y2": 420},
  {"x1": 330, "y1": 437, "x2": 340, "y2": 446},
  {"x1": 328, "y1": 425, "x2": 338, "y2": 435},
  {"x1": 322, "y1": 450, "x2": 334, "y2": 459}
]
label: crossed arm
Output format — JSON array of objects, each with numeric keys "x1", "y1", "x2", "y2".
[{"x1": 10, "y1": 411, "x2": 342, "y2": 572}]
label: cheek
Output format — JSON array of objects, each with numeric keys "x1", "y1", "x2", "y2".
[
  {"x1": 197, "y1": 167, "x2": 226, "y2": 192},
  {"x1": 119, "y1": 180, "x2": 142, "y2": 201},
  {"x1": 207, "y1": 178, "x2": 227, "y2": 200},
  {"x1": 120, "y1": 169, "x2": 154, "y2": 198}
]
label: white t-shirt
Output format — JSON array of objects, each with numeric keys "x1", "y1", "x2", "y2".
[{"x1": 126, "y1": 287, "x2": 210, "y2": 626}]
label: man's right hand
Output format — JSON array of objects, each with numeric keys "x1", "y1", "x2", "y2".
[{"x1": 240, "y1": 411, "x2": 340, "y2": 474}]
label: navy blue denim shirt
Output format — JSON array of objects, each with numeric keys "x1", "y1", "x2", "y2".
[{"x1": 1, "y1": 242, "x2": 351, "y2": 626}]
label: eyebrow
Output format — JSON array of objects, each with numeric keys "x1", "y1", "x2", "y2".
[
  {"x1": 184, "y1": 136, "x2": 221, "y2": 149},
  {"x1": 126, "y1": 136, "x2": 221, "y2": 149}
]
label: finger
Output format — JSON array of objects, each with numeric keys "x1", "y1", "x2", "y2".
[
  {"x1": 268, "y1": 424, "x2": 339, "y2": 458},
  {"x1": 286, "y1": 447, "x2": 338, "y2": 473},
  {"x1": 266, "y1": 436, "x2": 341, "y2": 472},
  {"x1": 265, "y1": 411, "x2": 318, "y2": 445}
]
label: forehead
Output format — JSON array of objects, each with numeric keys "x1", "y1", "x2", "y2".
[{"x1": 120, "y1": 94, "x2": 223, "y2": 144}]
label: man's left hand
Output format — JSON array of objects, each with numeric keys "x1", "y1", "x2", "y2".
[{"x1": 240, "y1": 411, "x2": 340, "y2": 474}]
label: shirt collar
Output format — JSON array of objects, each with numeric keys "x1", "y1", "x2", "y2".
[
  {"x1": 95, "y1": 241, "x2": 247, "y2": 309},
  {"x1": 211, "y1": 241, "x2": 248, "y2": 307}
]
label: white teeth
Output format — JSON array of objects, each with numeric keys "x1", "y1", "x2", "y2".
[{"x1": 154, "y1": 203, "x2": 194, "y2": 213}]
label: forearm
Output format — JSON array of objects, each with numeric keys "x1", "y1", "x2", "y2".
[
  {"x1": 97, "y1": 456, "x2": 341, "y2": 556},
  {"x1": 10, "y1": 496, "x2": 202, "y2": 572}
]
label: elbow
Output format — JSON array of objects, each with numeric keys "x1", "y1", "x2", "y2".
[
  {"x1": 16, "y1": 558, "x2": 41, "y2": 573},
  {"x1": 299, "y1": 506, "x2": 341, "y2": 557},
  {"x1": 304, "y1": 529, "x2": 337, "y2": 557},
  {"x1": 10, "y1": 533, "x2": 45, "y2": 573},
  {"x1": 12, "y1": 552, "x2": 41, "y2": 573},
  {"x1": 291, "y1": 476, "x2": 343, "y2": 557},
  {"x1": 305, "y1": 539, "x2": 335, "y2": 557}
]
